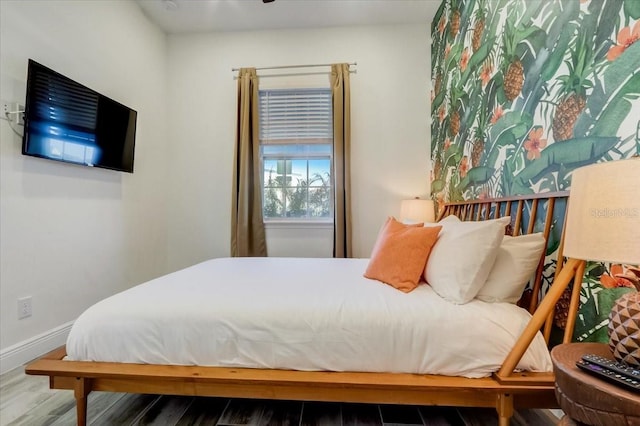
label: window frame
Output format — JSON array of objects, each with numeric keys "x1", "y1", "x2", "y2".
[{"x1": 258, "y1": 87, "x2": 334, "y2": 223}]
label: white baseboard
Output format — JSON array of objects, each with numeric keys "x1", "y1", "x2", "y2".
[{"x1": 0, "y1": 321, "x2": 73, "y2": 375}]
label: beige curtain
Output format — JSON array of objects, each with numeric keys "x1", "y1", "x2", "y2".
[
  {"x1": 331, "y1": 63, "x2": 352, "y2": 258},
  {"x1": 230, "y1": 68, "x2": 267, "y2": 257}
]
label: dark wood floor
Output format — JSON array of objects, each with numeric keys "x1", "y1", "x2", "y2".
[{"x1": 0, "y1": 367, "x2": 560, "y2": 425}]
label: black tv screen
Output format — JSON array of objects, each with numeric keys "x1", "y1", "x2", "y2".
[{"x1": 22, "y1": 60, "x2": 137, "y2": 173}]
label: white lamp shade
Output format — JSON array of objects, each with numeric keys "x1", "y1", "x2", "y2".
[
  {"x1": 400, "y1": 198, "x2": 435, "y2": 224},
  {"x1": 564, "y1": 158, "x2": 640, "y2": 264}
]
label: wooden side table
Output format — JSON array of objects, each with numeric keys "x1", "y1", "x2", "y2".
[{"x1": 551, "y1": 342, "x2": 640, "y2": 426}]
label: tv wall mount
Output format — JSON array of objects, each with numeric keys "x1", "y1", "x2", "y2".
[{"x1": 3, "y1": 102, "x2": 25, "y2": 126}]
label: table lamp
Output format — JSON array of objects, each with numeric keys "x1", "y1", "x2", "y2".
[
  {"x1": 566, "y1": 158, "x2": 640, "y2": 366},
  {"x1": 498, "y1": 157, "x2": 640, "y2": 376},
  {"x1": 400, "y1": 198, "x2": 435, "y2": 224}
]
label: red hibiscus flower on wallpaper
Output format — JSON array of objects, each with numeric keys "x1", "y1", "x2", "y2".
[
  {"x1": 460, "y1": 48, "x2": 470, "y2": 72},
  {"x1": 458, "y1": 156, "x2": 469, "y2": 178},
  {"x1": 490, "y1": 105, "x2": 504, "y2": 124},
  {"x1": 480, "y1": 62, "x2": 493, "y2": 86},
  {"x1": 438, "y1": 15, "x2": 447, "y2": 35},
  {"x1": 524, "y1": 127, "x2": 547, "y2": 160},
  {"x1": 600, "y1": 264, "x2": 640, "y2": 290},
  {"x1": 607, "y1": 20, "x2": 640, "y2": 61}
]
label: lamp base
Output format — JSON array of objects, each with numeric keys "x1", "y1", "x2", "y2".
[{"x1": 608, "y1": 292, "x2": 640, "y2": 367}]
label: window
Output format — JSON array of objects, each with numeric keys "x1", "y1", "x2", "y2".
[{"x1": 259, "y1": 88, "x2": 333, "y2": 220}]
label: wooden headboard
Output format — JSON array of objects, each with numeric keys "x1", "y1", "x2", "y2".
[{"x1": 439, "y1": 191, "x2": 576, "y2": 347}]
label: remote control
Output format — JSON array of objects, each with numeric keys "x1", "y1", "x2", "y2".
[
  {"x1": 576, "y1": 360, "x2": 640, "y2": 393},
  {"x1": 581, "y1": 354, "x2": 640, "y2": 379}
]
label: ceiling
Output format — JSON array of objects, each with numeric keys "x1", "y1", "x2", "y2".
[{"x1": 135, "y1": 0, "x2": 440, "y2": 34}]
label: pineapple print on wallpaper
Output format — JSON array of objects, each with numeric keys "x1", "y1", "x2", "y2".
[
  {"x1": 431, "y1": 0, "x2": 639, "y2": 200},
  {"x1": 430, "y1": 0, "x2": 640, "y2": 343}
]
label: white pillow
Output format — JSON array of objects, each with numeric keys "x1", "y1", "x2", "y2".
[
  {"x1": 476, "y1": 233, "x2": 546, "y2": 303},
  {"x1": 424, "y1": 215, "x2": 509, "y2": 304}
]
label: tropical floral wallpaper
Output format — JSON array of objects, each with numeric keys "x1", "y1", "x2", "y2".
[{"x1": 430, "y1": 0, "x2": 639, "y2": 342}]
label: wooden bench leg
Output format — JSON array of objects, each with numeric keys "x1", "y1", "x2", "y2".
[
  {"x1": 74, "y1": 377, "x2": 91, "y2": 426},
  {"x1": 497, "y1": 393, "x2": 514, "y2": 426}
]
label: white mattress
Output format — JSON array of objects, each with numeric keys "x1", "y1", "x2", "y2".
[{"x1": 66, "y1": 257, "x2": 552, "y2": 378}]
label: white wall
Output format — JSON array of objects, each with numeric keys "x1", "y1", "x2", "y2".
[
  {"x1": 265, "y1": 223, "x2": 334, "y2": 258},
  {"x1": 0, "y1": 0, "x2": 169, "y2": 368},
  {"x1": 0, "y1": 6, "x2": 432, "y2": 372},
  {"x1": 166, "y1": 24, "x2": 431, "y2": 269}
]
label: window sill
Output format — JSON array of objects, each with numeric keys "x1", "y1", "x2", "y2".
[{"x1": 264, "y1": 220, "x2": 333, "y2": 230}]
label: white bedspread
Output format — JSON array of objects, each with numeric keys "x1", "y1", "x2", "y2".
[{"x1": 66, "y1": 257, "x2": 552, "y2": 378}]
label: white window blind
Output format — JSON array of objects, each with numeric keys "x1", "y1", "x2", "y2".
[{"x1": 259, "y1": 88, "x2": 333, "y2": 144}]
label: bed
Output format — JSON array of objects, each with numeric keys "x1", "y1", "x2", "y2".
[{"x1": 26, "y1": 192, "x2": 580, "y2": 426}]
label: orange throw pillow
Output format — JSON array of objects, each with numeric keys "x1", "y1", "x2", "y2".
[{"x1": 364, "y1": 217, "x2": 442, "y2": 292}]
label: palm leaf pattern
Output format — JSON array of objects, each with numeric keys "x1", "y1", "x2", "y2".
[{"x1": 430, "y1": 0, "x2": 640, "y2": 343}]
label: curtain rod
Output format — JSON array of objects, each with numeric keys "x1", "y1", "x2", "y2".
[
  {"x1": 233, "y1": 70, "x2": 357, "y2": 80},
  {"x1": 231, "y1": 62, "x2": 356, "y2": 72}
]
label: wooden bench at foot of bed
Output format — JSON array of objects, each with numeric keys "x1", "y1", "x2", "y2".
[{"x1": 26, "y1": 193, "x2": 579, "y2": 426}]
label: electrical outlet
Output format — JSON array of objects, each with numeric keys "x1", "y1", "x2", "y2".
[{"x1": 18, "y1": 296, "x2": 32, "y2": 319}]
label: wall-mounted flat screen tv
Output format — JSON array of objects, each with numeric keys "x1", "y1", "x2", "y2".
[{"x1": 21, "y1": 59, "x2": 137, "y2": 173}]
